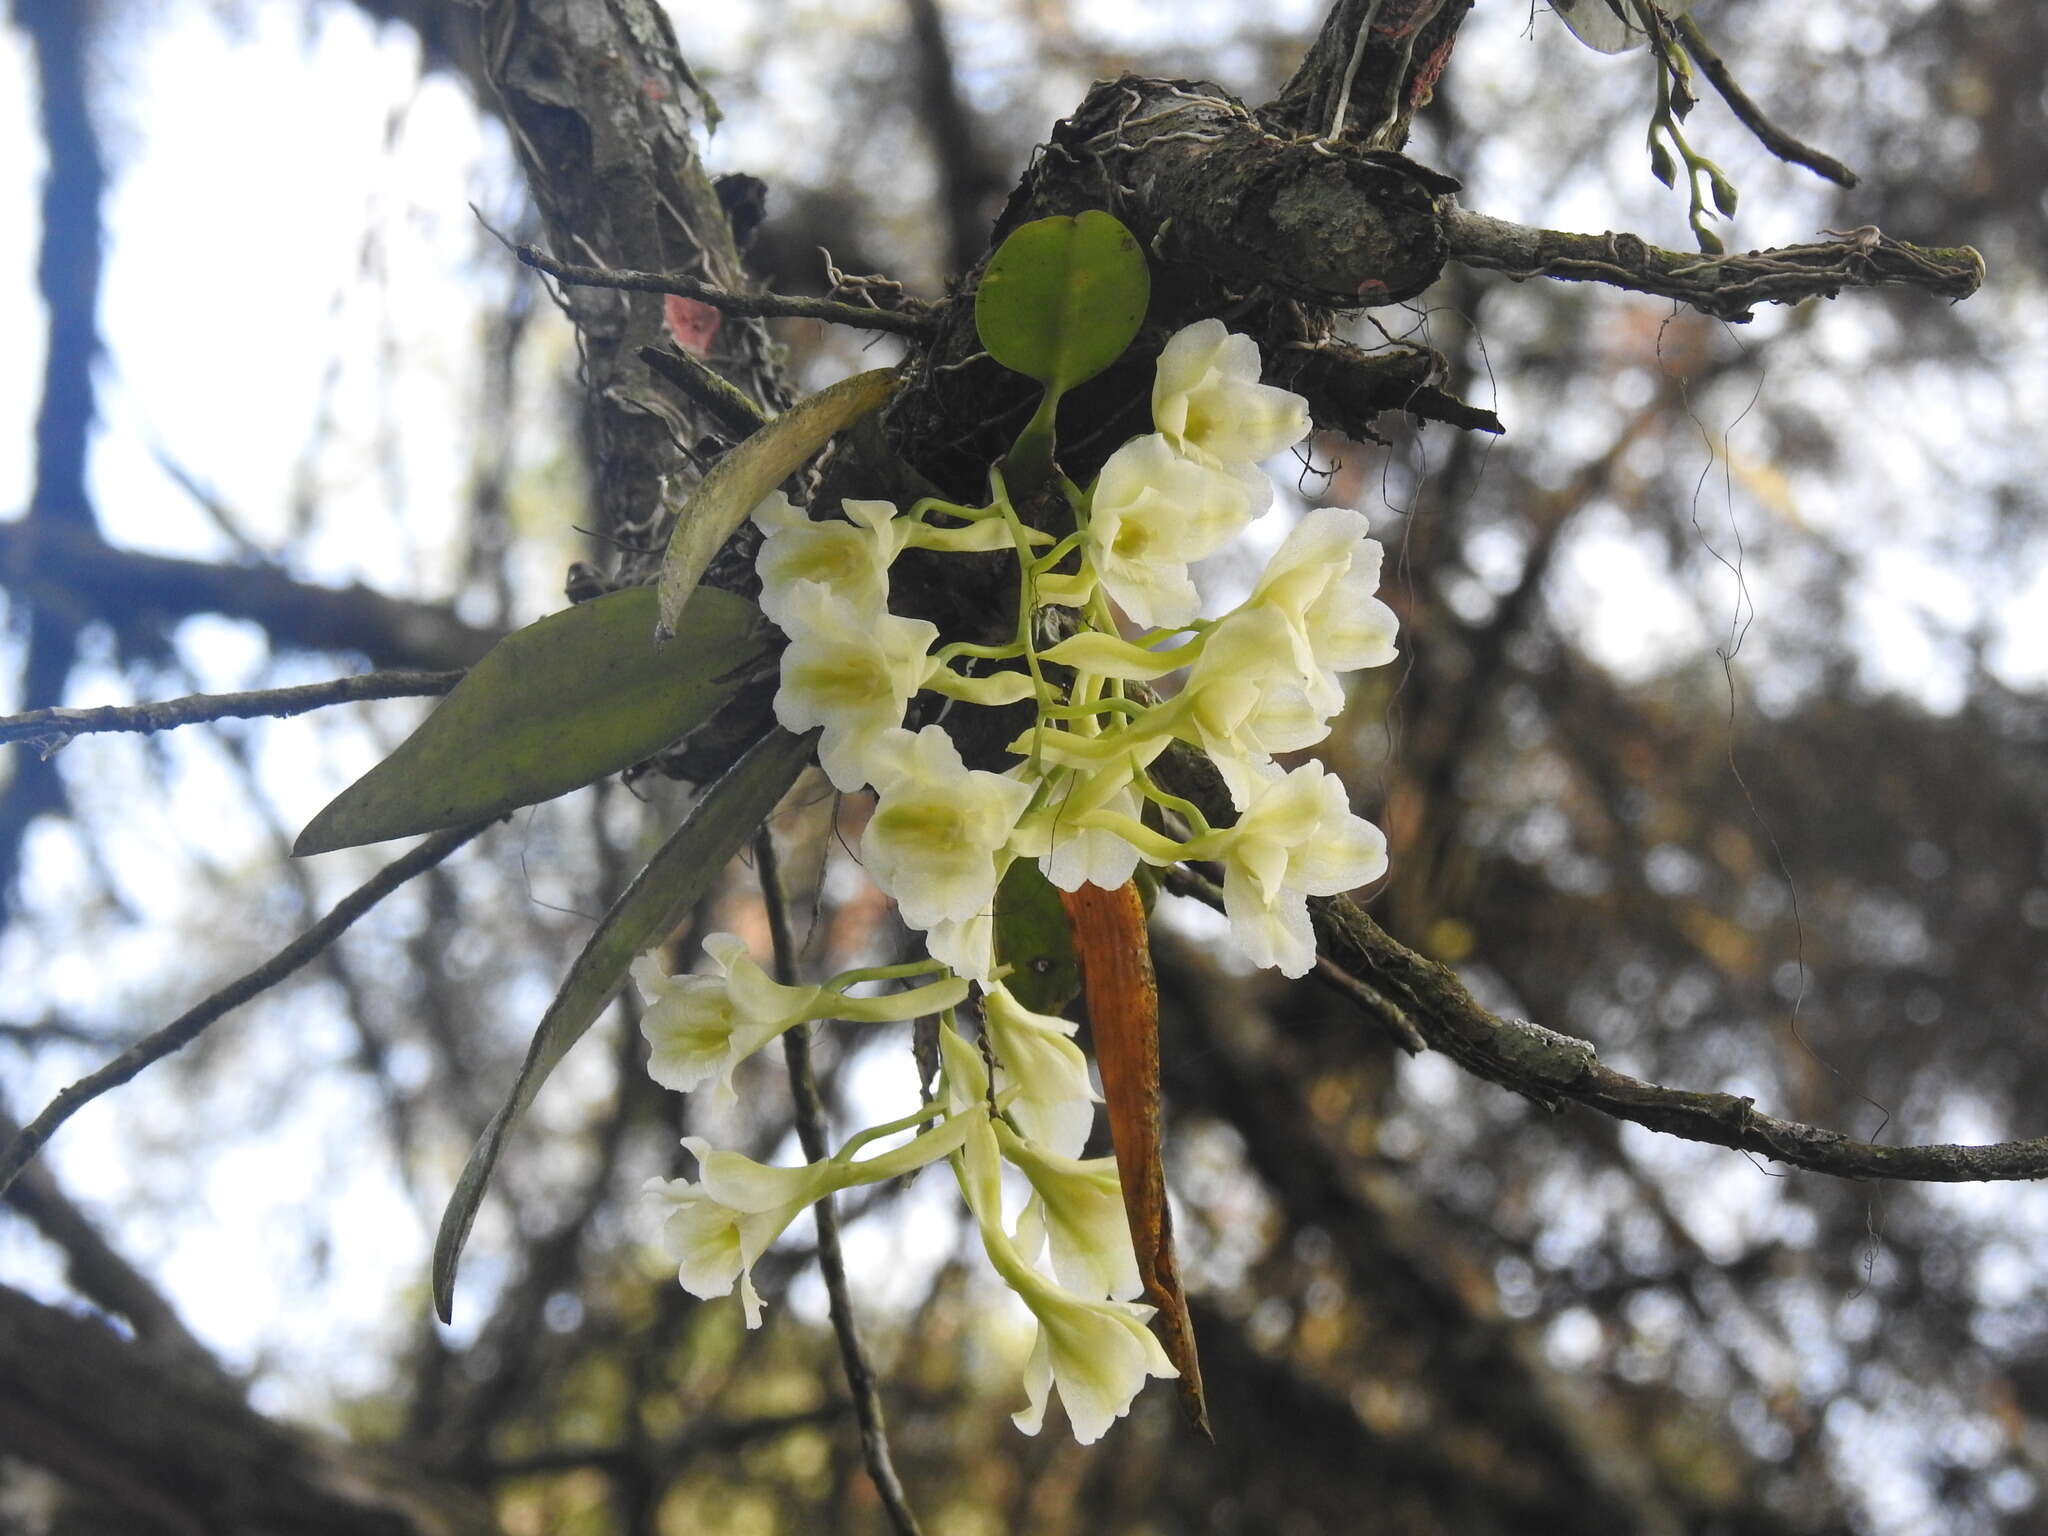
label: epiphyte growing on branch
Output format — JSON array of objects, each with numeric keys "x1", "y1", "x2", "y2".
[{"x1": 632, "y1": 213, "x2": 1402, "y2": 1443}]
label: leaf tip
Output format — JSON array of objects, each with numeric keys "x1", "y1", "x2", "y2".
[{"x1": 291, "y1": 817, "x2": 338, "y2": 859}]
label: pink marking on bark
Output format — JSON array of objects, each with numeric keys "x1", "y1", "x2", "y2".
[{"x1": 664, "y1": 294, "x2": 722, "y2": 356}]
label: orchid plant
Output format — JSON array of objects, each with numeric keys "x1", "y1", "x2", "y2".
[{"x1": 630, "y1": 211, "x2": 1402, "y2": 1444}]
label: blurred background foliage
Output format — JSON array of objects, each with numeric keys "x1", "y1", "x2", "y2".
[{"x1": 3, "y1": 0, "x2": 2048, "y2": 1532}]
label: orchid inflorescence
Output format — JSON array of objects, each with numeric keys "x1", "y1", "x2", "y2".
[{"x1": 637, "y1": 312, "x2": 1399, "y2": 1443}]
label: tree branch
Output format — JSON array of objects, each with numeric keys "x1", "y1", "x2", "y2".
[
  {"x1": 900, "y1": 0, "x2": 1003, "y2": 278},
  {"x1": 637, "y1": 344, "x2": 772, "y2": 439},
  {"x1": 1309, "y1": 895, "x2": 2048, "y2": 1182},
  {"x1": 0, "y1": 820, "x2": 494, "y2": 1198},
  {"x1": 0, "y1": 1283, "x2": 497, "y2": 1536},
  {"x1": 480, "y1": 0, "x2": 790, "y2": 584},
  {"x1": 0, "y1": 518, "x2": 504, "y2": 670},
  {"x1": 1443, "y1": 204, "x2": 1983, "y2": 322},
  {"x1": 0, "y1": 669, "x2": 464, "y2": 750},
  {"x1": 755, "y1": 829, "x2": 924, "y2": 1536},
  {"x1": 472, "y1": 1406, "x2": 844, "y2": 1480},
  {"x1": 0, "y1": 1106, "x2": 224, "y2": 1381},
  {"x1": 516, "y1": 243, "x2": 936, "y2": 340},
  {"x1": 1674, "y1": 16, "x2": 1858, "y2": 190},
  {"x1": 1146, "y1": 737, "x2": 2048, "y2": 1184}
]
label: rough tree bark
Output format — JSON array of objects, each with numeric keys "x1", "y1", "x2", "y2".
[{"x1": 0, "y1": 1285, "x2": 496, "y2": 1536}]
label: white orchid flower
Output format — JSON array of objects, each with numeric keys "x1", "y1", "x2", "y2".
[
  {"x1": 1152, "y1": 317, "x2": 1311, "y2": 486},
  {"x1": 752, "y1": 493, "x2": 910, "y2": 628},
  {"x1": 650, "y1": 1114, "x2": 980, "y2": 1327},
  {"x1": 1243, "y1": 505, "x2": 1399, "y2": 688},
  {"x1": 1008, "y1": 1265, "x2": 1175, "y2": 1444},
  {"x1": 647, "y1": 1140, "x2": 836, "y2": 1327},
  {"x1": 948, "y1": 1100, "x2": 1174, "y2": 1444},
  {"x1": 983, "y1": 982, "x2": 1098, "y2": 1160},
  {"x1": 927, "y1": 910, "x2": 999, "y2": 985},
  {"x1": 998, "y1": 1120, "x2": 1140, "y2": 1302},
  {"x1": 1007, "y1": 761, "x2": 1147, "y2": 894},
  {"x1": 1165, "y1": 606, "x2": 1337, "y2": 806},
  {"x1": 862, "y1": 727, "x2": 1034, "y2": 932},
  {"x1": 1190, "y1": 759, "x2": 1388, "y2": 977},
  {"x1": 1040, "y1": 778, "x2": 1146, "y2": 893},
  {"x1": 1032, "y1": 608, "x2": 1334, "y2": 807},
  {"x1": 1083, "y1": 433, "x2": 1257, "y2": 628},
  {"x1": 632, "y1": 936, "x2": 825, "y2": 1104},
  {"x1": 634, "y1": 936, "x2": 967, "y2": 1105},
  {"x1": 771, "y1": 582, "x2": 938, "y2": 792}
]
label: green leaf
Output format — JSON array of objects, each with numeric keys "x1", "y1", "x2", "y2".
[
  {"x1": 656, "y1": 369, "x2": 900, "y2": 640},
  {"x1": 295, "y1": 587, "x2": 772, "y2": 856},
  {"x1": 974, "y1": 212, "x2": 1150, "y2": 396},
  {"x1": 993, "y1": 857, "x2": 1081, "y2": 1015},
  {"x1": 432, "y1": 725, "x2": 815, "y2": 1323}
]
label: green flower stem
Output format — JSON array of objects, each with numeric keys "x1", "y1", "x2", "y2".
[
  {"x1": 1007, "y1": 718, "x2": 1160, "y2": 767},
  {"x1": 1062, "y1": 809, "x2": 1187, "y2": 866},
  {"x1": 994, "y1": 473, "x2": 1056, "y2": 775},
  {"x1": 903, "y1": 495, "x2": 995, "y2": 524},
  {"x1": 1134, "y1": 776, "x2": 1214, "y2": 838},
  {"x1": 828, "y1": 958, "x2": 954, "y2": 990},
  {"x1": 832, "y1": 1103, "x2": 948, "y2": 1164},
  {"x1": 1028, "y1": 531, "x2": 1087, "y2": 576},
  {"x1": 931, "y1": 639, "x2": 1028, "y2": 666},
  {"x1": 1038, "y1": 696, "x2": 1148, "y2": 723}
]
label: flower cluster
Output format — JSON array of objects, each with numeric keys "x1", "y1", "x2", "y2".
[{"x1": 637, "y1": 318, "x2": 1398, "y2": 1442}]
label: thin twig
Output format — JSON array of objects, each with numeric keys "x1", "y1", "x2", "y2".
[
  {"x1": 0, "y1": 821, "x2": 494, "y2": 1198},
  {"x1": 472, "y1": 1406, "x2": 846, "y2": 1479},
  {"x1": 754, "y1": 829, "x2": 924, "y2": 1536},
  {"x1": 517, "y1": 244, "x2": 936, "y2": 340},
  {"x1": 1674, "y1": 16, "x2": 1858, "y2": 189},
  {"x1": 0, "y1": 669, "x2": 465, "y2": 750},
  {"x1": 1311, "y1": 892, "x2": 2048, "y2": 1183},
  {"x1": 1159, "y1": 865, "x2": 1422, "y2": 1053},
  {"x1": 637, "y1": 344, "x2": 769, "y2": 437}
]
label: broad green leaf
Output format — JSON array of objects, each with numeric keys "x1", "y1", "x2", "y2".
[
  {"x1": 295, "y1": 587, "x2": 772, "y2": 856},
  {"x1": 656, "y1": 369, "x2": 900, "y2": 640},
  {"x1": 432, "y1": 726, "x2": 815, "y2": 1322},
  {"x1": 974, "y1": 211, "x2": 1150, "y2": 395},
  {"x1": 993, "y1": 857, "x2": 1081, "y2": 1015}
]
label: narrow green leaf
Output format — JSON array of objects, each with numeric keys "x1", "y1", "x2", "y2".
[
  {"x1": 656, "y1": 369, "x2": 900, "y2": 640},
  {"x1": 974, "y1": 211, "x2": 1150, "y2": 396},
  {"x1": 993, "y1": 857, "x2": 1082, "y2": 1015},
  {"x1": 295, "y1": 587, "x2": 772, "y2": 856},
  {"x1": 432, "y1": 726, "x2": 815, "y2": 1323}
]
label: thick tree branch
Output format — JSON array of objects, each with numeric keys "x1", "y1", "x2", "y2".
[
  {"x1": 1444, "y1": 205, "x2": 1983, "y2": 322},
  {"x1": 5, "y1": 0, "x2": 112, "y2": 896},
  {"x1": 900, "y1": 0, "x2": 1004, "y2": 278},
  {"x1": 0, "y1": 1107, "x2": 223, "y2": 1380},
  {"x1": 1267, "y1": 0, "x2": 1474, "y2": 149},
  {"x1": 756, "y1": 829, "x2": 925, "y2": 1536},
  {"x1": 480, "y1": 0, "x2": 791, "y2": 588},
  {"x1": 0, "y1": 1284, "x2": 496, "y2": 1536},
  {"x1": 0, "y1": 821, "x2": 494, "y2": 1198},
  {"x1": 0, "y1": 669, "x2": 464, "y2": 750},
  {"x1": 516, "y1": 243, "x2": 937, "y2": 340},
  {"x1": 0, "y1": 519, "x2": 503, "y2": 670}
]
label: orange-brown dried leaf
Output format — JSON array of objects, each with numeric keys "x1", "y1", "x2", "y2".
[{"x1": 1059, "y1": 877, "x2": 1210, "y2": 1438}]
